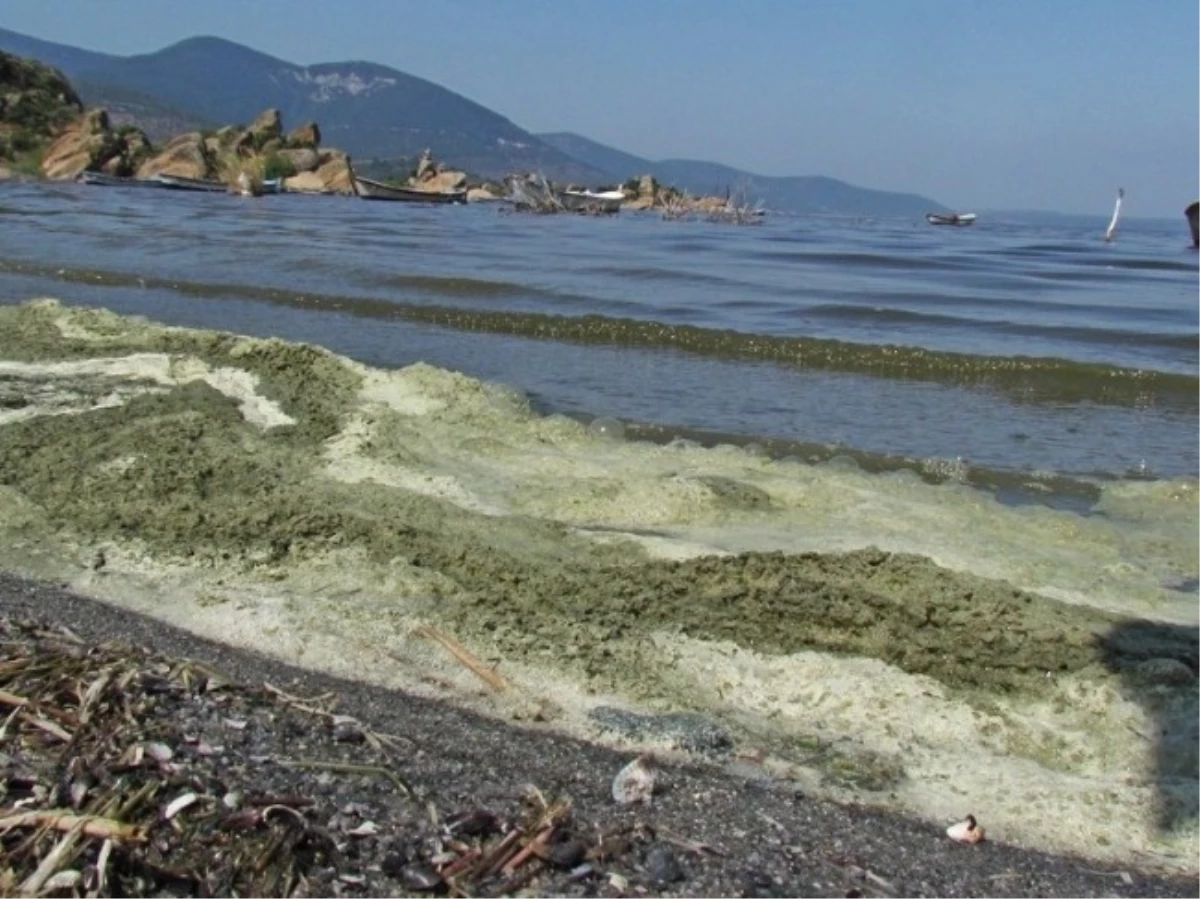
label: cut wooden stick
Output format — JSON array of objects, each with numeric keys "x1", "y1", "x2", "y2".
[{"x1": 414, "y1": 626, "x2": 508, "y2": 692}]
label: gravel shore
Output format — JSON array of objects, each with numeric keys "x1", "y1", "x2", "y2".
[{"x1": 1, "y1": 571, "x2": 1194, "y2": 898}]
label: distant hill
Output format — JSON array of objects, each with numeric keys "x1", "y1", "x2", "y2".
[
  {"x1": 539, "y1": 131, "x2": 945, "y2": 216},
  {"x1": 0, "y1": 29, "x2": 605, "y2": 182},
  {"x1": 0, "y1": 26, "x2": 946, "y2": 212}
]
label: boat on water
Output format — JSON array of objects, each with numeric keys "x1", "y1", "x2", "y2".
[
  {"x1": 1185, "y1": 201, "x2": 1198, "y2": 249},
  {"x1": 926, "y1": 212, "x2": 976, "y2": 226},
  {"x1": 155, "y1": 174, "x2": 229, "y2": 193},
  {"x1": 353, "y1": 176, "x2": 467, "y2": 204},
  {"x1": 77, "y1": 171, "x2": 167, "y2": 188},
  {"x1": 557, "y1": 188, "x2": 625, "y2": 214}
]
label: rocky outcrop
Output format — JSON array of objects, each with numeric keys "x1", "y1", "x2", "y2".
[
  {"x1": 40, "y1": 108, "x2": 152, "y2": 180},
  {"x1": 232, "y1": 107, "x2": 283, "y2": 156},
  {"x1": 0, "y1": 51, "x2": 85, "y2": 172},
  {"x1": 407, "y1": 147, "x2": 466, "y2": 193},
  {"x1": 136, "y1": 131, "x2": 214, "y2": 180}
]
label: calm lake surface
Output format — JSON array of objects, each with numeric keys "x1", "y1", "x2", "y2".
[{"x1": 1, "y1": 180, "x2": 1196, "y2": 504}]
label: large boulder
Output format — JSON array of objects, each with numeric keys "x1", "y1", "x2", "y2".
[
  {"x1": 284, "y1": 149, "x2": 354, "y2": 195},
  {"x1": 136, "y1": 131, "x2": 213, "y2": 180},
  {"x1": 41, "y1": 108, "x2": 123, "y2": 179},
  {"x1": 287, "y1": 121, "x2": 320, "y2": 148},
  {"x1": 277, "y1": 146, "x2": 320, "y2": 173}
]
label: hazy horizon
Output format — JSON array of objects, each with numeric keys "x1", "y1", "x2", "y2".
[{"x1": 2, "y1": 0, "x2": 1196, "y2": 218}]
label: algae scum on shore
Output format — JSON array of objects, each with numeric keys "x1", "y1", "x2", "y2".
[{"x1": 0, "y1": 299, "x2": 1197, "y2": 871}]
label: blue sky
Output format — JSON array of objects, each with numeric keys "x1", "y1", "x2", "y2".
[{"x1": 3, "y1": 0, "x2": 1197, "y2": 217}]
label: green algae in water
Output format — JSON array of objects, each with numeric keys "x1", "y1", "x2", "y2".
[
  {"x1": 1, "y1": 300, "x2": 1195, "y2": 706},
  {"x1": 0, "y1": 300, "x2": 361, "y2": 444}
]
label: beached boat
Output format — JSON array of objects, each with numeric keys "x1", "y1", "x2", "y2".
[
  {"x1": 353, "y1": 176, "x2": 467, "y2": 204},
  {"x1": 155, "y1": 174, "x2": 229, "y2": 193},
  {"x1": 1185, "y1": 201, "x2": 1198, "y2": 249},
  {"x1": 77, "y1": 171, "x2": 166, "y2": 188},
  {"x1": 557, "y1": 188, "x2": 625, "y2": 214},
  {"x1": 926, "y1": 212, "x2": 976, "y2": 226}
]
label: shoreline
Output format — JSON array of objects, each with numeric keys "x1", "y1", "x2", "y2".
[
  {"x1": 0, "y1": 298, "x2": 1196, "y2": 873},
  {"x1": 1, "y1": 570, "x2": 1196, "y2": 897}
]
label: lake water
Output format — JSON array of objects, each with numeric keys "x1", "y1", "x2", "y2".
[{"x1": 1, "y1": 180, "x2": 1196, "y2": 502}]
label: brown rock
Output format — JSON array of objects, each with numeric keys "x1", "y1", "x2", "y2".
[
  {"x1": 247, "y1": 107, "x2": 283, "y2": 139},
  {"x1": 417, "y1": 170, "x2": 467, "y2": 192},
  {"x1": 287, "y1": 121, "x2": 320, "y2": 148},
  {"x1": 315, "y1": 150, "x2": 355, "y2": 194},
  {"x1": 40, "y1": 108, "x2": 121, "y2": 180},
  {"x1": 277, "y1": 147, "x2": 320, "y2": 173},
  {"x1": 232, "y1": 108, "x2": 284, "y2": 157},
  {"x1": 284, "y1": 150, "x2": 355, "y2": 195},
  {"x1": 136, "y1": 131, "x2": 213, "y2": 180}
]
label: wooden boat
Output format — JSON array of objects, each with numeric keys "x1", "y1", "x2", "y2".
[
  {"x1": 77, "y1": 171, "x2": 166, "y2": 188},
  {"x1": 1186, "y1": 201, "x2": 1198, "y2": 249},
  {"x1": 926, "y1": 212, "x2": 976, "y2": 226},
  {"x1": 155, "y1": 174, "x2": 229, "y2": 193},
  {"x1": 557, "y1": 188, "x2": 624, "y2": 214},
  {"x1": 353, "y1": 176, "x2": 467, "y2": 204}
]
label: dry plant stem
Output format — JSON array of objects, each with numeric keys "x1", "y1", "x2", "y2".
[
  {"x1": 657, "y1": 826, "x2": 727, "y2": 856},
  {"x1": 474, "y1": 829, "x2": 523, "y2": 880},
  {"x1": 414, "y1": 626, "x2": 508, "y2": 692},
  {"x1": 18, "y1": 819, "x2": 85, "y2": 896},
  {"x1": 0, "y1": 687, "x2": 29, "y2": 707},
  {"x1": 0, "y1": 809, "x2": 143, "y2": 842},
  {"x1": 278, "y1": 760, "x2": 413, "y2": 798},
  {"x1": 501, "y1": 824, "x2": 555, "y2": 874}
]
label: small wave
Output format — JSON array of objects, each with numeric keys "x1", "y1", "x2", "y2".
[{"x1": 2, "y1": 259, "x2": 1195, "y2": 413}]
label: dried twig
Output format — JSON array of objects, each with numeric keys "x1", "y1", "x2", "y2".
[
  {"x1": 414, "y1": 625, "x2": 508, "y2": 692},
  {"x1": 0, "y1": 809, "x2": 143, "y2": 842}
]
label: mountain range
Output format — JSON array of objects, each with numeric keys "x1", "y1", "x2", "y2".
[{"x1": 0, "y1": 26, "x2": 944, "y2": 214}]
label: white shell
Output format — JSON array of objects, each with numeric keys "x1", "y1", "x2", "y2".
[
  {"x1": 611, "y1": 755, "x2": 657, "y2": 805},
  {"x1": 946, "y1": 817, "x2": 985, "y2": 844}
]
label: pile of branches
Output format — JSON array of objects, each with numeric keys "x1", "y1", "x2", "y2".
[{"x1": 0, "y1": 617, "x2": 706, "y2": 897}]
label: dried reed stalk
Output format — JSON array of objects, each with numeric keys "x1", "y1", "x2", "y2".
[{"x1": 414, "y1": 625, "x2": 508, "y2": 692}]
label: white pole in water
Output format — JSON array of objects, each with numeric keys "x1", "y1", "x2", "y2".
[{"x1": 1104, "y1": 187, "x2": 1124, "y2": 242}]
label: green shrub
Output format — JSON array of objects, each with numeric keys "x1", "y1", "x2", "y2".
[{"x1": 261, "y1": 153, "x2": 297, "y2": 181}]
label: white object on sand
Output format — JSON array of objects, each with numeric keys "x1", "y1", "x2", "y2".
[
  {"x1": 611, "y1": 754, "x2": 657, "y2": 804},
  {"x1": 946, "y1": 814, "x2": 986, "y2": 844}
]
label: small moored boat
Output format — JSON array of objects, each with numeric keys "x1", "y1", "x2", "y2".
[
  {"x1": 155, "y1": 174, "x2": 229, "y2": 193},
  {"x1": 1185, "y1": 201, "x2": 1198, "y2": 249},
  {"x1": 78, "y1": 171, "x2": 166, "y2": 188},
  {"x1": 926, "y1": 212, "x2": 976, "y2": 226},
  {"x1": 557, "y1": 188, "x2": 624, "y2": 214},
  {"x1": 353, "y1": 176, "x2": 467, "y2": 204}
]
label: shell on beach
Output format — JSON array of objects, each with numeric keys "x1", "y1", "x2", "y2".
[
  {"x1": 946, "y1": 814, "x2": 985, "y2": 844},
  {"x1": 611, "y1": 754, "x2": 657, "y2": 805}
]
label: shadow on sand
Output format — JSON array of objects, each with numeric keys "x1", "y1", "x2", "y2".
[{"x1": 1101, "y1": 617, "x2": 1199, "y2": 836}]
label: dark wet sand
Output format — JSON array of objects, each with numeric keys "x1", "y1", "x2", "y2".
[{"x1": 1, "y1": 571, "x2": 1195, "y2": 898}]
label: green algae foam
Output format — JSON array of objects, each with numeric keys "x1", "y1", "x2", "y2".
[{"x1": 1, "y1": 299, "x2": 1196, "y2": 872}]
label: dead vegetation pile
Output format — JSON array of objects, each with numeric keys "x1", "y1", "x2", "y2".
[{"x1": 0, "y1": 616, "x2": 690, "y2": 897}]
